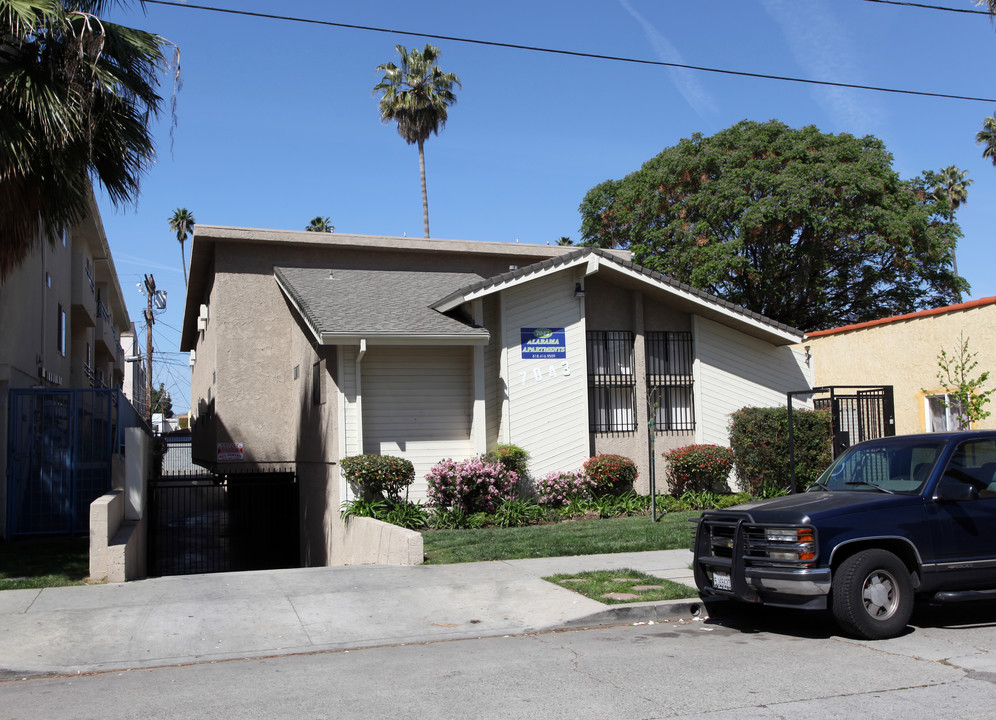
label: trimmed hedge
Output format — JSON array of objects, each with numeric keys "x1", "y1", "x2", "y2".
[
  {"x1": 583, "y1": 454, "x2": 638, "y2": 495},
  {"x1": 339, "y1": 454, "x2": 415, "y2": 501},
  {"x1": 663, "y1": 444, "x2": 734, "y2": 494},
  {"x1": 728, "y1": 407, "x2": 832, "y2": 495}
]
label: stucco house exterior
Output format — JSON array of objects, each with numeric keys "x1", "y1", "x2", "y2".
[
  {"x1": 180, "y1": 227, "x2": 811, "y2": 565},
  {"x1": 803, "y1": 297, "x2": 996, "y2": 436}
]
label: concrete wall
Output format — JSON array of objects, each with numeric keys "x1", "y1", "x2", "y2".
[
  {"x1": 803, "y1": 302, "x2": 996, "y2": 435},
  {"x1": 334, "y1": 516, "x2": 423, "y2": 566},
  {"x1": 89, "y1": 429, "x2": 150, "y2": 582}
]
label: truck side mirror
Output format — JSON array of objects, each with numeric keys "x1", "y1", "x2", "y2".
[{"x1": 933, "y1": 476, "x2": 980, "y2": 503}]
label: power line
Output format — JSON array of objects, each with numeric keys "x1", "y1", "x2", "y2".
[
  {"x1": 860, "y1": 0, "x2": 990, "y2": 16},
  {"x1": 142, "y1": 0, "x2": 996, "y2": 104}
]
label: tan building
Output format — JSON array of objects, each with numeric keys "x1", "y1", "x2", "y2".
[
  {"x1": 181, "y1": 227, "x2": 812, "y2": 566},
  {"x1": 0, "y1": 191, "x2": 134, "y2": 537},
  {"x1": 803, "y1": 298, "x2": 996, "y2": 437}
]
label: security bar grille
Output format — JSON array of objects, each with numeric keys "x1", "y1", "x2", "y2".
[
  {"x1": 646, "y1": 331, "x2": 695, "y2": 432},
  {"x1": 587, "y1": 331, "x2": 636, "y2": 433}
]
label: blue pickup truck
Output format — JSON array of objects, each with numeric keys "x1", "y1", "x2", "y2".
[{"x1": 693, "y1": 430, "x2": 996, "y2": 639}]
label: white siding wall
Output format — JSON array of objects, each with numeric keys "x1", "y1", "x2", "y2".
[
  {"x1": 694, "y1": 315, "x2": 812, "y2": 446},
  {"x1": 361, "y1": 346, "x2": 474, "y2": 501},
  {"x1": 502, "y1": 272, "x2": 589, "y2": 479},
  {"x1": 340, "y1": 346, "x2": 361, "y2": 457}
]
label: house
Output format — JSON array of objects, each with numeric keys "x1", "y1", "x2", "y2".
[
  {"x1": 803, "y1": 297, "x2": 996, "y2": 436},
  {"x1": 180, "y1": 227, "x2": 811, "y2": 566},
  {"x1": 0, "y1": 191, "x2": 135, "y2": 538}
]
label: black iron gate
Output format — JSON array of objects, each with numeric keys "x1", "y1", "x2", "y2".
[
  {"x1": 149, "y1": 435, "x2": 299, "y2": 576},
  {"x1": 813, "y1": 386, "x2": 896, "y2": 457}
]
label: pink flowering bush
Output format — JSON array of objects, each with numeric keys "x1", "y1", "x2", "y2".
[
  {"x1": 535, "y1": 470, "x2": 597, "y2": 508},
  {"x1": 583, "y1": 454, "x2": 638, "y2": 495},
  {"x1": 663, "y1": 444, "x2": 734, "y2": 495},
  {"x1": 425, "y1": 457, "x2": 518, "y2": 514}
]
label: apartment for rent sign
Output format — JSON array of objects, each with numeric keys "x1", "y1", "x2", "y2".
[{"x1": 520, "y1": 327, "x2": 566, "y2": 359}]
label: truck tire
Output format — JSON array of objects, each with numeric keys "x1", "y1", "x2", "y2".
[{"x1": 831, "y1": 549, "x2": 913, "y2": 640}]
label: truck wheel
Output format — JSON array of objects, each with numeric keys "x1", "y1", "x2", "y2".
[{"x1": 831, "y1": 549, "x2": 912, "y2": 640}]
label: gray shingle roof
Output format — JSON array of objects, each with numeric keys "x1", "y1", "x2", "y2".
[
  {"x1": 274, "y1": 267, "x2": 490, "y2": 340},
  {"x1": 432, "y1": 247, "x2": 804, "y2": 339}
]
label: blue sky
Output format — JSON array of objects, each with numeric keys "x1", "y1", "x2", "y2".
[{"x1": 96, "y1": 0, "x2": 996, "y2": 414}]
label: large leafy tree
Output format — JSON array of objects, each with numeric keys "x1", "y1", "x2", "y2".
[
  {"x1": 579, "y1": 120, "x2": 966, "y2": 331},
  {"x1": 1, "y1": 0, "x2": 176, "y2": 281},
  {"x1": 373, "y1": 43, "x2": 460, "y2": 239},
  {"x1": 168, "y1": 207, "x2": 194, "y2": 286}
]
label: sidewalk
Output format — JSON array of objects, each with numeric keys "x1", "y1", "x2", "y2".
[{"x1": 0, "y1": 549, "x2": 701, "y2": 677}]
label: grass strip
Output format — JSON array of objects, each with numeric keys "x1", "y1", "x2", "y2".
[
  {"x1": 545, "y1": 569, "x2": 698, "y2": 604},
  {"x1": 0, "y1": 536, "x2": 91, "y2": 591}
]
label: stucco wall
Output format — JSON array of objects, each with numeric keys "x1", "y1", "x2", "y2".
[{"x1": 803, "y1": 304, "x2": 996, "y2": 435}]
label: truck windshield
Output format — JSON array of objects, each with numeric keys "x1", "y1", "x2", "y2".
[{"x1": 813, "y1": 437, "x2": 947, "y2": 494}]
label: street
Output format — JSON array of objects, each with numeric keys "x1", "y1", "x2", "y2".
[{"x1": 3, "y1": 601, "x2": 996, "y2": 720}]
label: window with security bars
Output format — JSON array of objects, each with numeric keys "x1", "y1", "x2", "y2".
[
  {"x1": 646, "y1": 331, "x2": 695, "y2": 432},
  {"x1": 587, "y1": 331, "x2": 636, "y2": 433}
]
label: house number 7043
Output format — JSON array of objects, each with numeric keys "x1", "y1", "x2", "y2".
[{"x1": 521, "y1": 361, "x2": 571, "y2": 385}]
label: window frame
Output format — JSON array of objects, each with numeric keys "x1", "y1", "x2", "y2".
[
  {"x1": 586, "y1": 330, "x2": 636, "y2": 433},
  {"x1": 645, "y1": 331, "x2": 695, "y2": 433}
]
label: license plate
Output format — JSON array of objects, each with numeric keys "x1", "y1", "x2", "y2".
[{"x1": 712, "y1": 571, "x2": 732, "y2": 591}]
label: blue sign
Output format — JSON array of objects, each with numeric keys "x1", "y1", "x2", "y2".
[{"x1": 520, "y1": 327, "x2": 566, "y2": 359}]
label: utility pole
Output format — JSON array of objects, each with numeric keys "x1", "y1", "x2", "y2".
[{"x1": 144, "y1": 274, "x2": 156, "y2": 424}]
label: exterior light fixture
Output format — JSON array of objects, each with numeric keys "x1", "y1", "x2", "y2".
[{"x1": 574, "y1": 283, "x2": 586, "y2": 298}]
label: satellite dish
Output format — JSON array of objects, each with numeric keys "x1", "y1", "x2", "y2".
[{"x1": 153, "y1": 290, "x2": 167, "y2": 310}]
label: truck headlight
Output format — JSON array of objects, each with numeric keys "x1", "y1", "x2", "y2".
[{"x1": 764, "y1": 527, "x2": 816, "y2": 561}]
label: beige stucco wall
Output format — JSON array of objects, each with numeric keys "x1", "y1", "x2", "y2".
[{"x1": 803, "y1": 303, "x2": 996, "y2": 435}]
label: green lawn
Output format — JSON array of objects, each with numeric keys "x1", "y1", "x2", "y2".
[
  {"x1": 0, "y1": 536, "x2": 92, "y2": 591},
  {"x1": 422, "y1": 510, "x2": 700, "y2": 564}
]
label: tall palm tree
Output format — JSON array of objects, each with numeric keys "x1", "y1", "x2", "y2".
[
  {"x1": 978, "y1": 115, "x2": 996, "y2": 167},
  {"x1": 556, "y1": 237, "x2": 574, "y2": 246},
  {"x1": 933, "y1": 166, "x2": 972, "y2": 215},
  {"x1": 305, "y1": 216, "x2": 334, "y2": 233},
  {"x1": 168, "y1": 208, "x2": 195, "y2": 286},
  {"x1": 373, "y1": 44, "x2": 460, "y2": 239},
  {"x1": 0, "y1": 1, "x2": 175, "y2": 281},
  {"x1": 932, "y1": 166, "x2": 971, "y2": 280}
]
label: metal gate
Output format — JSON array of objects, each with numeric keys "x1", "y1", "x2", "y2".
[
  {"x1": 148, "y1": 436, "x2": 299, "y2": 576},
  {"x1": 813, "y1": 386, "x2": 895, "y2": 457},
  {"x1": 6, "y1": 389, "x2": 120, "y2": 537}
]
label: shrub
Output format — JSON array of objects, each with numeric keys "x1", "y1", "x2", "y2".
[
  {"x1": 583, "y1": 454, "x2": 638, "y2": 495},
  {"x1": 425, "y1": 456, "x2": 518, "y2": 514},
  {"x1": 485, "y1": 444, "x2": 529, "y2": 480},
  {"x1": 663, "y1": 444, "x2": 734, "y2": 495},
  {"x1": 339, "y1": 454, "x2": 415, "y2": 501},
  {"x1": 728, "y1": 407, "x2": 832, "y2": 495},
  {"x1": 535, "y1": 470, "x2": 596, "y2": 508}
]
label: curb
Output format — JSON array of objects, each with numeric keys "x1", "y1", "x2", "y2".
[{"x1": 553, "y1": 597, "x2": 708, "y2": 630}]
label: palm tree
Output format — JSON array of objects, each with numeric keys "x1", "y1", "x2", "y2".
[
  {"x1": 305, "y1": 216, "x2": 334, "y2": 233},
  {"x1": 373, "y1": 44, "x2": 460, "y2": 238},
  {"x1": 556, "y1": 237, "x2": 574, "y2": 246},
  {"x1": 978, "y1": 115, "x2": 996, "y2": 167},
  {"x1": 168, "y1": 208, "x2": 195, "y2": 286},
  {"x1": 933, "y1": 166, "x2": 972, "y2": 215},
  {"x1": 0, "y1": 1, "x2": 175, "y2": 281},
  {"x1": 932, "y1": 166, "x2": 971, "y2": 280}
]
